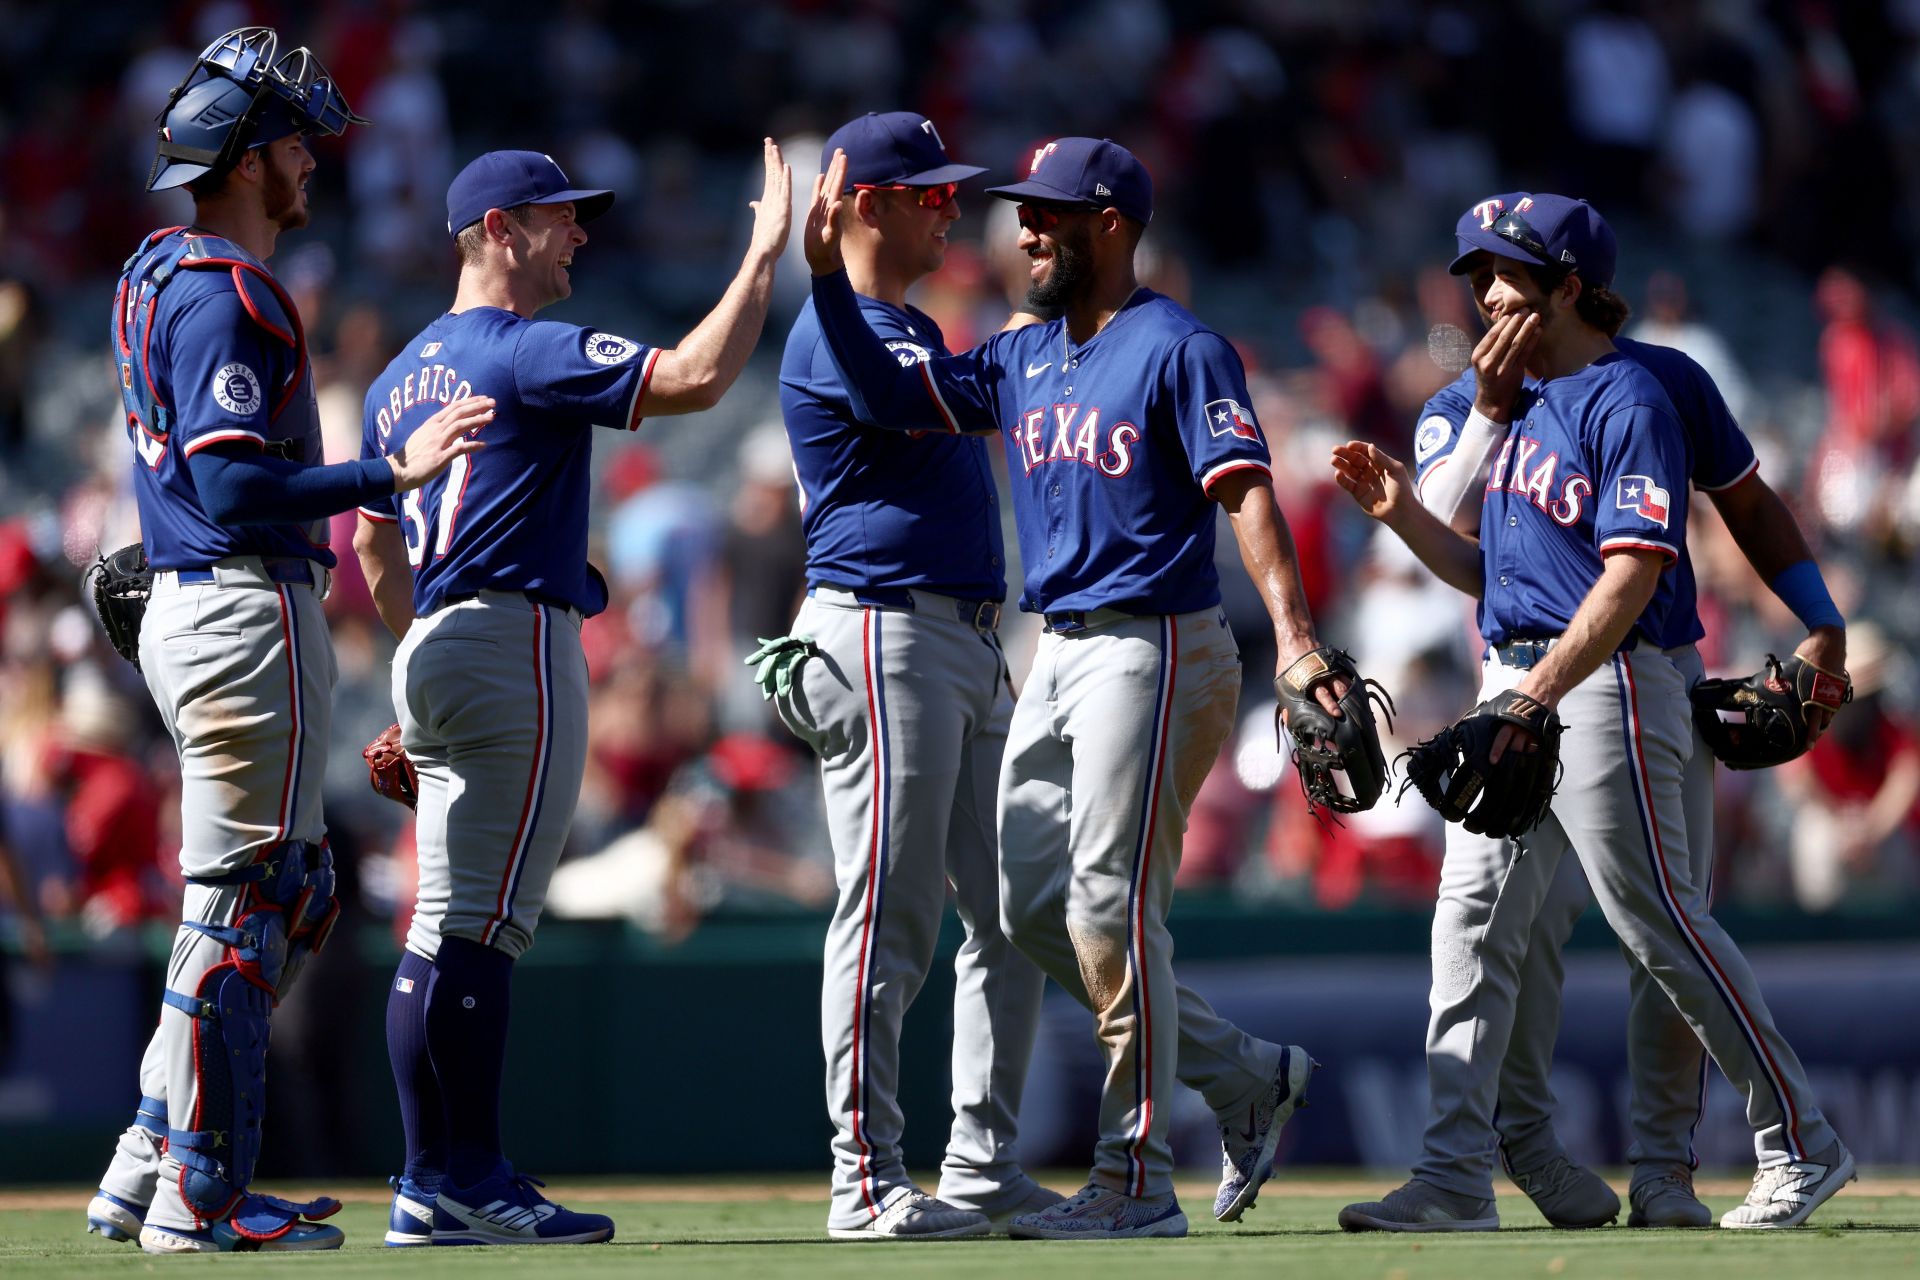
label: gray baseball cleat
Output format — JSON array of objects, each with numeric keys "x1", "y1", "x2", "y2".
[
  {"x1": 1628, "y1": 1166, "x2": 1712, "y2": 1228},
  {"x1": 85, "y1": 1192, "x2": 147, "y2": 1243},
  {"x1": 1339, "y1": 1178, "x2": 1499, "y2": 1232},
  {"x1": 1720, "y1": 1139, "x2": 1856, "y2": 1229},
  {"x1": 977, "y1": 1185, "x2": 1068, "y2": 1236},
  {"x1": 1215, "y1": 1045, "x2": 1317, "y2": 1223},
  {"x1": 828, "y1": 1190, "x2": 991, "y2": 1241},
  {"x1": 1008, "y1": 1184, "x2": 1187, "y2": 1240},
  {"x1": 1506, "y1": 1153, "x2": 1619, "y2": 1228}
]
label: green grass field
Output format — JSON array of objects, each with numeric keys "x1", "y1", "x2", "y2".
[{"x1": 7, "y1": 1173, "x2": 1918, "y2": 1278}]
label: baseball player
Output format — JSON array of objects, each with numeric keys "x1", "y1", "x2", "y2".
[
  {"x1": 85, "y1": 28, "x2": 489, "y2": 1255},
  {"x1": 760, "y1": 111, "x2": 1057, "y2": 1241},
  {"x1": 354, "y1": 142, "x2": 792, "y2": 1247},
  {"x1": 799, "y1": 138, "x2": 1334, "y2": 1240},
  {"x1": 1407, "y1": 223, "x2": 1848, "y2": 1228},
  {"x1": 1333, "y1": 194, "x2": 1854, "y2": 1232}
]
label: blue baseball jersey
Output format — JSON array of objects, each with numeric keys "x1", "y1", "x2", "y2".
[
  {"x1": 114, "y1": 229, "x2": 330, "y2": 569},
  {"x1": 780, "y1": 294, "x2": 1005, "y2": 600},
  {"x1": 358, "y1": 309, "x2": 660, "y2": 617},
  {"x1": 1426, "y1": 351, "x2": 1697, "y2": 647},
  {"x1": 809, "y1": 272, "x2": 1270, "y2": 616},
  {"x1": 1414, "y1": 339, "x2": 1757, "y2": 651}
]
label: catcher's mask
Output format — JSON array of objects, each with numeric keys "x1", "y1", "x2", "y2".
[{"x1": 149, "y1": 27, "x2": 367, "y2": 193}]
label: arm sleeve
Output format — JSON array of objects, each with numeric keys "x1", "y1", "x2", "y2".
[
  {"x1": 356, "y1": 393, "x2": 402, "y2": 523},
  {"x1": 189, "y1": 446, "x2": 396, "y2": 526},
  {"x1": 164, "y1": 292, "x2": 288, "y2": 457},
  {"x1": 1593, "y1": 402, "x2": 1690, "y2": 562},
  {"x1": 511, "y1": 322, "x2": 661, "y2": 431},
  {"x1": 810, "y1": 269, "x2": 1000, "y2": 434},
  {"x1": 1164, "y1": 332, "x2": 1271, "y2": 494}
]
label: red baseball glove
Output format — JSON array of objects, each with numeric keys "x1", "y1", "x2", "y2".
[{"x1": 363, "y1": 723, "x2": 418, "y2": 810}]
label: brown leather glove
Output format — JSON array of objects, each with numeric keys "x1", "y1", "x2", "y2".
[{"x1": 363, "y1": 723, "x2": 418, "y2": 810}]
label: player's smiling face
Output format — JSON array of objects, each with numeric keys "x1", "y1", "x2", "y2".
[
  {"x1": 516, "y1": 201, "x2": 588, "y2": 307},
  {"x1": 1017, "y1": 204, "x2": 1097, "y2": 310},
  {"x1": 874, "y1": 185, "x2": 961, "y2": 278},
  {"x1": 1462, "y1": 252, "x2": 1551, "y2": 327}
]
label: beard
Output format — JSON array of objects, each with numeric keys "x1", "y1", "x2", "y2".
[
  {"x1": 1025, "y1": 227, "x2": 1093, "y2": 313},
  {"x1": 261, "y1": 157, "x2": 309, "y2": 231}
]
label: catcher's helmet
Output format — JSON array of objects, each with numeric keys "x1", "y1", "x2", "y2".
[{"x1": 149, "y1": 27, "x2": 367, "y2": 193}]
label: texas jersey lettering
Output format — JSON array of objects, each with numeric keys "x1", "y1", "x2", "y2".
[{"x1": 358, "y1": 312, "x2": 659, "y2": 616}]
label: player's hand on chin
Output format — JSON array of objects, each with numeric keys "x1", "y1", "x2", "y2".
[
  {"x1": 385, "y1": 395, "x2": 494, "y2": 491},
  {"x1": 803, "y1": 149, "x2": 849, "y2": 276},
  {"x1": 1471, "y1": 311, "x2": 1540, "y2": 421},
  {"x1": 747, "y1": 137, "x2": 794, "y2": 260}
]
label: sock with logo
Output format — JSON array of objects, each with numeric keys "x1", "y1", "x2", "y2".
[
  {"x1": 386, "y1": 948, "x2": 444, "y2": 1180},
  {"x1": 424, "y1": 936, "x2": 514, "y2": 1187}
]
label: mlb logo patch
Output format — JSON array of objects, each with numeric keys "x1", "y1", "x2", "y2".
[
  {"x1": 1615, "y1": 475, "x2": 1670, "y2": 528},
  {"x1": 419, "y1": 341, "x2": 443, "y2": 358},
  {"x1": 1204, "y1": 398, "x2": 1261, "y2": 441},
  {"x1": 396, "y1": 977, "x2": 415, "y2": 994}
]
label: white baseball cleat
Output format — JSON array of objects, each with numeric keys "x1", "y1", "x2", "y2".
[
  {"x1": 1215, "y1": 1045, "x2": 1317, "y2": 1222},
  {"x1": 828, "y1": 1189, "x2": 991, "y2": 1241},
  {"x1": 1719, "y1": 1140, "x2": 1856, "y2": 1229},
  {"x1": 1007, "y1": 1183, "x2": 1188, "y2": 1240},
  {"x1": 980, "y1": 1185, "x2": 1068, "y2": 1236},
  {"x1": 85, "y1": 1192, "x2": 147, "y2": 1243},
  {"x1": 138, "y1": 1220, "x2": 345, "y2": 1253}
]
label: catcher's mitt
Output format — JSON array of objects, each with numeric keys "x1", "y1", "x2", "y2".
[
  {"x1": 1690, "y1": 654, "x2": 1851, "y2": 771},
  {"x1": 1274, "y1": 646, "x2": 1395, "y2": 815},
  {"x1": 363, "y1": 723, "x2": 418, "y2": 810},
  {"x1": 88, "y1": 543, "x2": 153, "y2": 669},
  {"x1": 1399, "y1": 689, "x2": 1563, "y2": 839}
]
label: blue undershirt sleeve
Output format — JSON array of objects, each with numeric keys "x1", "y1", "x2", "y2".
[{"x1": 189, "y1": 445, "x2": 396, "y2": 526}]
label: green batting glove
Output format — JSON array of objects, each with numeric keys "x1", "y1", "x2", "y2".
[{"x1": 745, "y1": 634, "x2": 818, "y2": 700}]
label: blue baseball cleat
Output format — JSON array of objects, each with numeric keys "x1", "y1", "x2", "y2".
[
  {"x1": 386, "y1": 1173, "x2": 441, "y2": 1246},
  {"x1": 1214, "y1": 1045, "x2": 1318, "y2": 1222},
  {"x1": 432, "y1": 1165, "x2": 614, "y2": 1246},
  {"x1": 85, "y1": 1191, "x2": 148, "y2": 1243}
]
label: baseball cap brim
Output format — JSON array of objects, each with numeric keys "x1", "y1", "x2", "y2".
[
  {"x1": 537, "y1": 188, "x2": 616, "y2": 222},
  {"x1": 1447, "y1": 229, "x2": 1549, "y2": 275},
  {"x1": 983, "y1": 178, "x2": 1100, "y2": 207},
  {"x1": 844, "y1": 161, "x2": 987, "y2": 189}
]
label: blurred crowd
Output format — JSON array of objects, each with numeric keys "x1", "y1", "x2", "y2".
[{"x1": 5, "y1": 0, "x2": 1920, "y2": 975}]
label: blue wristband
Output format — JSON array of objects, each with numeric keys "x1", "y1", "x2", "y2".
[{"x1": 1769, "y1": 559, "x2": 1844, "y2": 631}]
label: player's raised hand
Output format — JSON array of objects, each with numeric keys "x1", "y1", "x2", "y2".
[
  {"x1": 1796, "y1": 625, "x2": 1848, "y2": 743},
  {"x1": 385, "y1": 395, "x2": 493, "y2": 491},
  {"x1": 1330, "y1": 440, "x2": 1412, "y2": 525},
  {"x1": 803, "y1": 149, "x2": 849, "y2": 276},
  {"x1": 747, "y1": 137, "x2": 793, "y2": 260},
  {"x1": 1471, "y1": 311, "x2": 1540, "y2": 421}
]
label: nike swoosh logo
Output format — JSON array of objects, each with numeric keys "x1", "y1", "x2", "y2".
[{"x1": 1026, "y1": 361, "x2": 1052, "y2": 378}]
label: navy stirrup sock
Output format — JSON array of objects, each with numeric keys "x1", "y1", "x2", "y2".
[
  {"x1": 424, "y1": 937, "x2": 514, "y2": 1187},
  {"x1": 386, "y1": 949, "x2": 444, "y2": 1180}
]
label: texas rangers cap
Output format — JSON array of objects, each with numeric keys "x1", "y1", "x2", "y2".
[
  {"x1": 985, "y1": 137, "x2": 1153, "y2": 226},
  {"x1": 446, "y1": 150, "x2": 615, "y2": 238},
  {"x1": 1448, "y1": 192, "x2": 1616, "y2": 289},
  {"x1": 825, "y1": 112, "x2": 986, "y2": 189}
]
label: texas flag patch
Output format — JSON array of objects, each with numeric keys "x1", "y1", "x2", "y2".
[
  {"x1": 1204, "y1": 398, "x2": 1261, "y2": 441},
  {"x1": 1616, "y1": 475, "x2": 1670, "y2": 528}
]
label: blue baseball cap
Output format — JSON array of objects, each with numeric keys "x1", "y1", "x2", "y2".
[
  {"x1": 1448, "y1": 192, "x2": 1616, "y2": 289},
  {"x1": 986, "y1": 137, "x2": 1153, "y2": 226},
  {"x1": 824, "y1": 111, "x2": 985, "y2": 189},
  {"x1": 446, "y1": 150, "x2": 615, "y2": 238}
]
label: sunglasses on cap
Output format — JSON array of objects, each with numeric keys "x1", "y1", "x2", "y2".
[
  {"x1": 852, "y1": 181, "x2": 960, "y2": 209},
  {"x1": 1014, "y1": 202, "x2": 1100, "y2": 233},
  {"x1": 1492, "y1": 210, "x2": 1577, "y2": 271}
]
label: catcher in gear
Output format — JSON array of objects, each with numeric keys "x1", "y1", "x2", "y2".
[
  {"x1": 1274, "y1": 646, "x2": 1394, "y2": 816},
  {"x1": 1691, "y1": 654, "x2": 1852, "y2": 770}
]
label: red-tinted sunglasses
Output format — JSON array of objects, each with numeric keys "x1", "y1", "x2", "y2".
[
  {"x1": 1014, "y1": 202, "x2": 1096, "y2": 233},
  {"x1": 852, "y1": 181, "x2": 960, "y2": 209}
]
